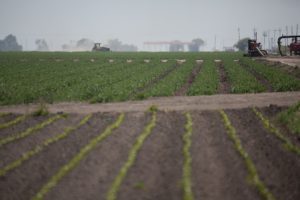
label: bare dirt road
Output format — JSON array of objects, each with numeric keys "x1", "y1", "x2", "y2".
[{"x1": 0, "y1": 92, "x2": 299, "y2": 114}]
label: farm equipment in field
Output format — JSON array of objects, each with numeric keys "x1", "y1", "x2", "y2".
[
  {"x1": 244, "y1": 39, "x2": 268, "y2": 57},
  {"x1": 92, "y1": 43, "x2": 110, "y2": 52},
  {"x1": 278, "y1": 35, "x2": 300, "y2": 56}
]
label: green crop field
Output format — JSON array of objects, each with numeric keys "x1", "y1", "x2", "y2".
[{"x1": 0, "y1": 52, "x2": 299, "y2": 105}]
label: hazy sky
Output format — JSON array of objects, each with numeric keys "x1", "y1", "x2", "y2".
[{"x1": 0, "y1": 0, "x2": 299, "y2": 51}]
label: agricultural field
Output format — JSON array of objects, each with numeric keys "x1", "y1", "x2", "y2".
[
  {"x1": 0, "y1": 52, "x2": 299, "y2": 105},
  {"x1": 0, "y1": 102, "x2": 300, "y2": 200},
  {"x1": 1, "y1": 51, "x2": 300, "y2": 200}
]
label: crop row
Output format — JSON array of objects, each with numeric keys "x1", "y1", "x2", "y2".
[
  {"x1": 139, "y1": 61, "x2": 195, "y2": 98},
  {"x1": 221, "y1": 57, "x2": 266, "y2": 93},
  {"x1": 239, "y1": 58, "x2": 300, "y2": 91},
  {"x1": 187, "y1": 59, "x2": 219, "y2": 95}
]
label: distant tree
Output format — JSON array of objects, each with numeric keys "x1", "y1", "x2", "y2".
[
  {"x1": 107, "y1": 39, "x2": 138, "y2": 51},
  {"x1": 188, "y1": 38, "x2": 205, "y2": 52},
  {"x1": 0, "y1": 34, "x2": 22, "y2": 51},
  {"x1": 169, "y1": 40, "x2": 184, "y2": 52},
  {"x1": 234, "y1": 37, "x2": 250, "y2": 51},
  {"x1": 76, "y1": 38, "x2": 94, "y2": 50},
  {"x1": 107, "y1": 39, "x2": 123, "y2": 51},
  {"x1": 35, "y1": 39, "x2": 49, "y2": 51}
]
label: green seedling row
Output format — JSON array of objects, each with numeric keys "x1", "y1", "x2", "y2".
[
  {"x1": 182, "y1": 112, "x2": 194, "y2": 200},
  {"x1": 0, "y1": 114, "x2": 63, "y2": 147},
  {"x1": 0, "y1": 115, "x2": 26, "y2": 130},
  {"x1": 32, "y1": 113, "x2": 125, "y2": 200},
  {"x1": 107, "y1": 109, "x2": 157, "y2": 200},
  {"x1": 0, "y1": 114, "x2": 92, "y2": 177},
  {"x1": 219, "y1": 110, "x2": 276, "y2": 200},
  {"x1": 252, "y1": 107, "x2": 300, "y2": 155}
]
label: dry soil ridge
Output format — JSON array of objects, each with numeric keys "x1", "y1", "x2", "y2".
[{"x1": 0, "y1": 92, "x2": 299, "y2": 113}]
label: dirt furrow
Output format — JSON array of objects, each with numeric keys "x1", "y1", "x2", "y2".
[
  {"x1": 130, "y1": 63, "x2": 180, "y2": 98},
  {"x1": 0, "y1": 115, "x2": 49, "y2": 138},
  {"x1": 259, "y1": 105, "x2": 300, "y2": 146},
  {"x1": 191, "y1": 111, "x2": 259, "y2": 200},
  {"x1": 217, "y1": 62, "x2": 231, "y2": 94},
  {"x1": 0, "y1": 113, "x2": 118, "y2": 200},
  {"x1": 226, "y1": 108, "x2": 300, "y2": 200},
  {"x1": 43, "y1": 112, "x2": 150, "y2": 200},
  {"x1": 239, "y1": 61, "x2": 273, "y2": 92},
  {"x1": 0, "y1": 114, "x2": 83, "y2": 168},
  {"x1": 174, "y1": 64, "x2": 202, "y2": 96},
  {"x1": 117, "y1": 111, "x2": 184, "y2": 200},
  {"x1": 0, "y1": 113, "x2": 19, "y2": 125}
]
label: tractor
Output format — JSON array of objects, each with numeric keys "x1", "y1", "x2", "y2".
[
  {"x1": 92, "y1": 43, "x2": 110, "y2": 52},
  {"x1": 277, "y1": 35, "x2": 300, "y2": 56},
  {"x1": 244, "y1": 39, "x2": 268, "y2": 57}
]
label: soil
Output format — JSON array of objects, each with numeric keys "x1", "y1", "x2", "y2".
[
  {"x1": 239, "y1": 62, "x2": 273, "y2": 92},
  {"x1": 174, "y1": 64, "x2": 201, "y2": 96},
  {"x1": 0, "y1": 92, "x2": 299, "y2": 113},
  {"x1": 0, "y1": 113, "x2": 118, "y2": 200},
  {"x1": 259, "y1": 105, "x2": 300, "y2": 146},
  {"x1": 0, "y1": 115, "x2": 50, "y2": 138},
  {"x1": 0, "y1": 114, "x2": 83, "y2": 168},
  {"x1": 0, "y1": 106, "x2": 300, "y2": 200},
  {"x1": 44, "y1": 112, "x2": 150, "y2": 200},
  {"x1": 190, "y1": 111, "x2": 259, "y2": 200},
  {"x1": 217, "y1": 62, "x2": 231, "y2": 93},
  {"x1": 226, "y1": 108, "x2": 300, "y2": 200},
  {"x1": 118, "y1": 111, "x2": 185, "y2": 200}
]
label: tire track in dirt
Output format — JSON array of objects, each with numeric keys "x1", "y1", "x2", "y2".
[
  {"x1": 43, "y1": 112, "x2": 151, "y2": 200},
  {"x1": 217, "y1": 62, "x2": 231, "y2": 94},
  {"x1": 0, "y1": 113, "x2": 118, "y2": 200},
  {"x1": 239, "y1": 61, "x2": 273, "y2": 92},
  {"x1": 117, "y1": 111, "x2": 184, "y2": 200},
  {"x1": 174, "y1": 63, "x2": 202, "y2": 96},
  {"x1": 226, "y1": 108, "x2": 300, "y2": 200},
  {"x1": 0, "y1": 114, "x2": 83, "y2": 169},
  {"x1": 191, "y1": 111, "x2": 260, "y2": 200}
]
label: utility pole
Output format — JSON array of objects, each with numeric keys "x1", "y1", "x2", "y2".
[
  {"x1": 253, "y1": 27, "x2": 257, "y2": 40},
  {"x1": 263, "y1": 31, "x2": 267, "y2": 49},
  {"x1": 291, "y1": 25, "x2": 294, "y2": 35},
  {"x1": 296, "y1": 24, "x2": 299, "y2": 35},
  {"x1": 214, "y1": 35, "x2": 217, "y2": 51},
  {"x1": 238, "y1": 27, "x2": 240, "y2": 41}
]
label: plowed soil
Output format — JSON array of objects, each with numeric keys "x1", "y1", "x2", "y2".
[{"x1": 0, "y1": 94, "x2": 300, "y2": 200}]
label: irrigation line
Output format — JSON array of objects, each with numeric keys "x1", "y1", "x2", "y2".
[
  {"x1": 182, "y1": 112, "x2": 194, "y2": 200},
  {"x1": 219, "y1": 110, "x2": 276, "y2": 200},
  {"x1": 252, "y1": 107, "x2": 300, "y2": 155},
  {"x1": 32, "y1": 113, "x2": 125, "y2": 200},
  {"x1": 0, "y1": 114, "x2": 92, "y2": 177},
  {"x1": 0, "y1": 115, "x2": 27, "y2": 130},
  {"x1": 0, "y1": 115, "x2": 63, "y2": 148},
  {"x1": 106, "y1": 110, "x2": 157, "y2": 200}
]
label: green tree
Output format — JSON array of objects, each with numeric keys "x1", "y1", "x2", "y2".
[
  {"x1": 234, "y1": 37, "x2": 250, "y2": 51},
  {"x1": 188, "y1": 38, "x2": 205, "y2": 52},
  {"x1": 0, "y1": 34, "x2": 22, "y2": 51}
]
